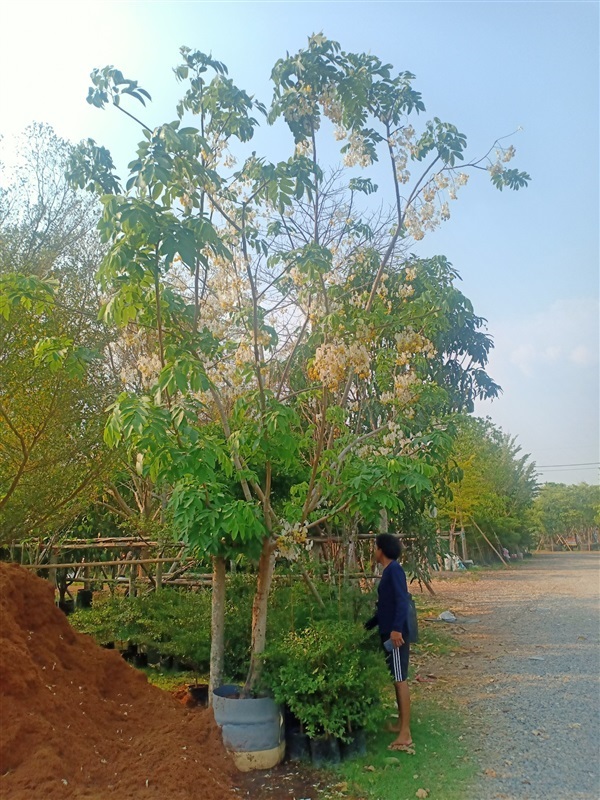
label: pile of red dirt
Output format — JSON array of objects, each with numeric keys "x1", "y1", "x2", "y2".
[{"x1": 0, "y1": 562, "x2": 236, "y2": 800}]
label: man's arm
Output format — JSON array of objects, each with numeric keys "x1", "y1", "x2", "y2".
[
  {"x1": 390, "y1": 564, "x2": 409, "y2": 646},
  {"x1": 364, "y1": 612, "x2": 379, "y2": 631}
]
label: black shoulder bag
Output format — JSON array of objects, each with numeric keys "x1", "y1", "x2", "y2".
[{"x1": 407, "y1": 593, "x2": 419, "y2": 643}]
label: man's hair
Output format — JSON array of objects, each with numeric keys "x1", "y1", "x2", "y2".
[{"x1": 376, "y1": 533, "x2": 402, "y2": 560}]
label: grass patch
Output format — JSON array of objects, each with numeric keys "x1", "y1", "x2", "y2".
[
  {"x1": 329, "y1": 689, "x2": 476, "y2": 800},
  {"x1": 323, "y1": 597, "x2": 475, "y2": 800},
  {"x1": 413, "y1": 617, "x2": 457, "y2": 659},
  {"x1": 141, "y1": 667, "x2": 201, "y2": 692}
]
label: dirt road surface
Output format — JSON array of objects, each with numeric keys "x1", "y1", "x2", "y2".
[{"x1": 426, "y1": 553, "x2": 600, "y2": 800}]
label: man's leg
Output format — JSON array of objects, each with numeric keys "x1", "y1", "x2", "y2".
[
  {"x1": 388, "y1": 642, "x2": 412, "y2": 749},
  {"x1": 389, "y1": 679, "x2": 412, "y2": 747}
]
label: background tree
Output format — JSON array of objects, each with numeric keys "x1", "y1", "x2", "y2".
[
  {"x1": 0, "y1": 125, "x2": 114, "y2": 544},
  {"x1": 436, "y1": 415, "x2": 538, "y2": 560},
  {"x1": 532, "y1": 483, "x2": 600, "y2": 549}
]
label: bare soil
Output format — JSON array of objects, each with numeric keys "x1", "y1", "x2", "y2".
[{"x1": 0, "y1": 562, "x2": 236, "y2": 800}]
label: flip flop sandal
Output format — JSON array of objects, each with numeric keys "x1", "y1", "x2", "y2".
[{"x1": 387, "y1": 742, "x2": 415, "y2": 753}]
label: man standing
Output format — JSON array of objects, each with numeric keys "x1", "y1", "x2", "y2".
[{"x1": 365, "y1": 533, "x2": 413, "y2": 752}]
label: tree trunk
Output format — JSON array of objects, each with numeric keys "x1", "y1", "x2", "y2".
[
  {"x1": 300, "y1": 566, "x2": 325, "y2": 609},
  {"x1": 209, "y1": 555, "x2": 226, "y2": 704},
  {"x1": 460, "y1": 529, "x2": 468, "y2": 562},
  {"x1": 379, "y1": 509, "x2": 389, "y2": 533},
  {"x1": 243, "y1": 537, "x2": 276, "y2": 696},
  {"x1": 345, "y1": 521, "x2": 358, "y2": 575}
]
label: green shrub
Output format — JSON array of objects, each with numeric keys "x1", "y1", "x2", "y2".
[
  {"x1": 262, "y1": 619, "x2": 389, "y2": 741},
  {"x1": 70, "y1": 595, "x2": 122, "y2": 644},
  {"x1": 267, "y1": 575, "x2": 377, "y2": 636},
  {"x1": 70, "y1": 588, "x2": 212, "y2": 670},
  {"x1": 218, "y1": 573, "x2": 377, "y2": 682}
]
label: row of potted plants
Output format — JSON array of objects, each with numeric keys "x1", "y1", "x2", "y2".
[{"x1": 70, "y1": 576, "x2": 389, "y2": 763}]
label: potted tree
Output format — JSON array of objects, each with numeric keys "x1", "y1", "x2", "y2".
[{"x1": 62, "y1": 31, "x2": 527, "y2": 769}]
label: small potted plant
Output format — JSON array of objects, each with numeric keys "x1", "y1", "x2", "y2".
[{"x1": 262, "y1": 620, "x2": 388, "y2": 765}]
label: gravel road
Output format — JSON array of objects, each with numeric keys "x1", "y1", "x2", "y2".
[{"x1": 427, "y1": 552, "x2": 600, "y2": 800}]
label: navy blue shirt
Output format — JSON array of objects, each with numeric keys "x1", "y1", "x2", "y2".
[{"x1": 365, "y1": 560, "x2": 410, "y2": 638}]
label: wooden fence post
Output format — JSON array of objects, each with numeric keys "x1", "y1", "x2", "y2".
[{"x1": 48, "y1": 551, "x2": 57, "y2": 595}]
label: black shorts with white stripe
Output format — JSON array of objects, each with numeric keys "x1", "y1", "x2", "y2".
[{"x1": 381, "y1": 636, "x2": 410, "y2": 682}]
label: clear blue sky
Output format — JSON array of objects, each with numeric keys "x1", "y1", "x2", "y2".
[{"x1": 1, "y1": 0, "x2": 598, "y2": 484}]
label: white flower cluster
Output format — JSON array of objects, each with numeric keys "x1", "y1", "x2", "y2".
[
  {"x1": 498, "y1": 145, "x2": 516, "y2": 163},
  {"x1": 289, "y1": 266, "x2": 305, "y2": 287},
  {"x1": 393, "y1": 370, "x2": 419, "y2": 406},
  {"x1": 390, "y1": 124, "x2": 416, "y2": 184},
  {"x1": 357, "y1": 418, "x2": 414, "y2": 459},
  {"x1": 283, "y1": 89, "x2": 318, "y2": 124},
  {"x1": 405, "y1": 168, "x2": 470, "y2": 240},
  {"x1": 136, "y1": 353, "x2": 162, "y2": 388},
  {"x1": 342, "y1": 131, "x2": 373, "y2": 168},
  {"x1": 381, "y1": 419, "x2": 407, "y2": 449},
  {"x1": 488, "y1": 144, "x2": 516, "y2": 177},
  {"x1": 294, "y1": 139, "x2": 313, "y2": 158},
  {"x1": 399, "y1": 283, "x2": 415, "y2": 299},
  {"x1": 319, "y1": 85, "x2": 343, "y2": 125},
  {"x1": 309, "y1": 340, "x2": 371, "y2": 390},
  {"x1": 275, "y1": 521, "x2": 313, "y2": 561},
  {"x1": 322, "y1": 268, "x2": 346, "y2": 287},
  {"x1": 394, "y1": 327, "x2": 436, "y2": 367},
  {"x1": 113, "y1": 325, "x2": 161, "y2": 391}
]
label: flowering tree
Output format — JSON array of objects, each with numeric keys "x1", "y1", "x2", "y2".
[{"x1": 68, "y1": 35, "x2": 528, "y2": 693}]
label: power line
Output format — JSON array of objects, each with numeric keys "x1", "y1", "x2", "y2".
[
  {"x1": 539, "y1": 467, "x2": 599, "y2": 472},
  {"x1": 539, "y1": 468, "x2": 599, "y2": 472},
  {"x1": 537, "y1": 462, "x2": 600, "y2": 468}
]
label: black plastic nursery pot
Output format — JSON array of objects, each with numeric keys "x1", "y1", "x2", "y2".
[
  {"x1": 283, "y1": 706, "x2": 310, "y2": 761},
  {"x1": 286, "y1": 729, "x2": 310, "y2": 762},
  {"x1": 134, "y1": 652, "x2": 148, "y2": 668},
  {"x1": 340, "y1": 729, "x2": 367, "y2": 760},
  {"x1": 309, "y1": 735, "x2": 341, "y2": 767},
  {"x1": 284, "y1": 705, "x2": 301, "y2": 731},
  {"x1": 121, "y1": 643, "x2": 138, "y2": 661},
  {"x1": 58, "y1": 599, "x2": 75, "y2": 615},
  {"x1": 187, "y1": 683, "x2": 209, "y2": 707},
  {"x1": 76, "y1": 589, "x2": 93, "y2": 609},
  {"x1": 144, "y1": 646, "x2": 161, "y2": 665}
]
